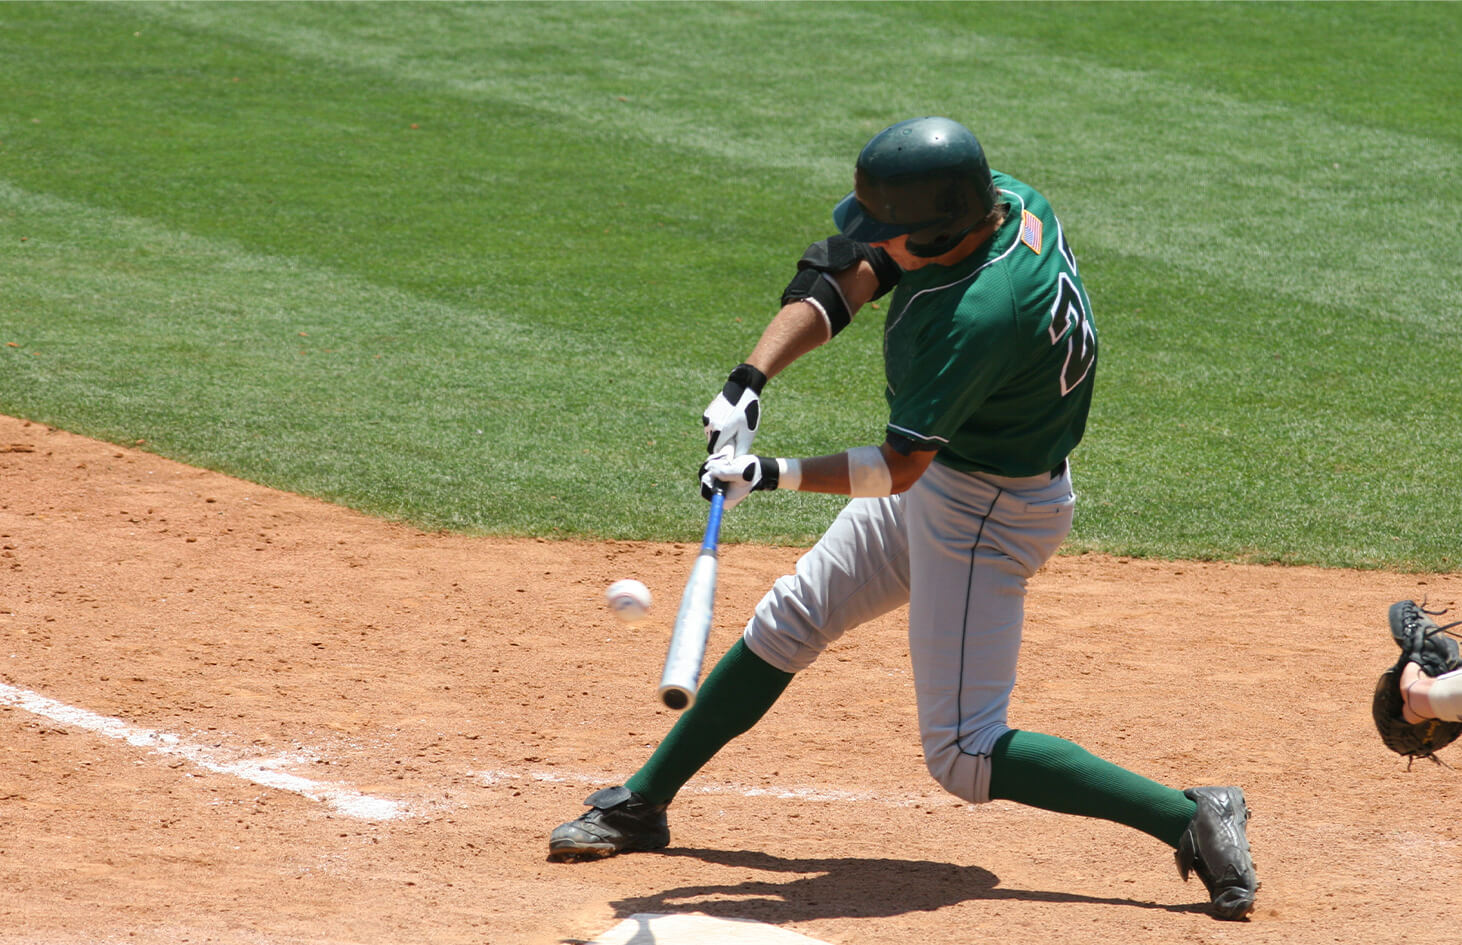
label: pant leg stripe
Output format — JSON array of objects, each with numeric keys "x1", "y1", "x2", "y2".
[{"x1": 954, "y1": 488, "x2": 1001, "y2": 745}]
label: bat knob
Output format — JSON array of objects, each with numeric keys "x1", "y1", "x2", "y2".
[{"x1": 659, "y1": 686, "x2": 692, "y2": 711}]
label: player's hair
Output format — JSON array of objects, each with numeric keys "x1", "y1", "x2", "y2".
[{"x1": 983, "y1": 200, "x2": 1012, "y2": 232}]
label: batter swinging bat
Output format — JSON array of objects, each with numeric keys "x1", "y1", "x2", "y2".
[{"x1": 657, "y1": 486, "x2": 725, "y2": 710}]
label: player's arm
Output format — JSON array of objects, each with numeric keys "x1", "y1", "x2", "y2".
[
  {"x1": 700, "y1": 439, "x2": 936, "y2": 509},
  {"x1": 745, "y1": 243, "x2": 895, "y2": 378},
  {"x1": 703, "y1": 238, "x2": 900, "y2": 456},
  {"x1": 781, "y1": 441, "x2": 936, "y2": 496}
]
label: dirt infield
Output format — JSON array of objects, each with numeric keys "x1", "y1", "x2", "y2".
[{"x1": 2, "y1": 413, "x2": 1459, "y2": 945}]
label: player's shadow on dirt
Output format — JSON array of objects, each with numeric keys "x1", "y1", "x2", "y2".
[{"x1": 610, "y1": 848, "x2": 1205, "y2": 923}]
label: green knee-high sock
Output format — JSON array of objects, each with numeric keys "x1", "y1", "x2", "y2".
[
  {"x1": 988, "y1": 729, "x2": 1198, "y2": 848},
  {"x1": 624, "y1": 638, "x2": 794, "y2": 804}
]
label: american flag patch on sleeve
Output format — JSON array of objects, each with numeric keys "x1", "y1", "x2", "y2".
[{"x1": 1019, "y1": 209, "x2": 1043, "y2": 254}]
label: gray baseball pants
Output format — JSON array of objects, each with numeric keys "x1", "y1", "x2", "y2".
[{"x1": 743, "y1": 460, "x2": 1075, "y2": 804}]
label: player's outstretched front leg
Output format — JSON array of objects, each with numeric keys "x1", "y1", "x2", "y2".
[
  {"x1": 547, "y1": 785, "x2": 670, "y2": 861},
  {"x1": 1175, "y1": 786, "x2": 1258, "y2": 920}
]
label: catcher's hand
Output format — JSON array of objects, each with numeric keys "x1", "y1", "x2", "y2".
[
  {"x1": 1371, "y1": 665, "x2": 1462, "y2": 764},
  {"x1": 1389, "y1": 600, "x2": 1461, "y2": 676},
  {"x1": 1373, "y1": 600, "x2": 1462, "y2": 764}
]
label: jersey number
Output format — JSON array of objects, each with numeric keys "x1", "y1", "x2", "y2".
[{"x1": 1048, "y1": 271, "x2": 1095, "y2": 396}]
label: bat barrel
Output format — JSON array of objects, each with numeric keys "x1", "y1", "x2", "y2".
[{"x1": 657, "y1": 490, "x2": 724, "y2": 710}]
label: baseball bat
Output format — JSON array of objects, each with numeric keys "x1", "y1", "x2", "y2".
[{"x1": 657, "y1": 486, "x2": 725, "y2": 710}]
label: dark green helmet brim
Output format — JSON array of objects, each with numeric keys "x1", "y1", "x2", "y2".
[{"x1": 833, "y1": 190, "x2": 926, "y2": 242}]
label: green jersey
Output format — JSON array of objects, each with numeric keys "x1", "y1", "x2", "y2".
[{"x1": 882, "y1": 171, "x2": 1097, "y2": 477}]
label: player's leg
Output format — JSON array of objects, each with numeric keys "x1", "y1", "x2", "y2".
[
  {"x1": 904, "y1": 463, "x2": 1192, "y2": 832},
  {"x1": 634, "y1": 490, "x2": 913, "y2": 798},
  {"x1": 904, "y1": 463, "x2": 1256, "y2": 919},
  {"x1": 548, "y1": 493, "x2": 911, "y2": 860},
  {"x1": 988, "y1": 728, "x2": 1259, "y2": 921},
  {"x1": 901, "y1": 461, "x2": 1072, "y2": 802}
]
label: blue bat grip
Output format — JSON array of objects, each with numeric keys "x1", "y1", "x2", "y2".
[{"x1": 700, "y1": 486, "x2": 725, "y2": 554}]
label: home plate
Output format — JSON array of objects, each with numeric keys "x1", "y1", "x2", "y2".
[{"x1": 585, "y1": 913, "x2": 833, "y2": 944}]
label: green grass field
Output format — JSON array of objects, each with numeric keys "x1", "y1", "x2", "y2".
[{"x1": 2, "y1": 2, "x2": 1458, "y2": 570}]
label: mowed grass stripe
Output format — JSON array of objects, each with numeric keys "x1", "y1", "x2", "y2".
[
  {"x1": 136, "y1": 2, "x2": 857, "y2": 180},
  {"x1": 141, "y1": 1, "x2": 1461, "y2": 334},
  {"x1": 0, "y1": 178, "x2": 806, "y2": 536},
  {"x1": 1068, "y1": 244, "x2": 1462, "y2": 569}
]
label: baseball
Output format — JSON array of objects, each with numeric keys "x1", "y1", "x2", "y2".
[{"x1": 605, "y1": 579, "x2": 652, "y2": 623}]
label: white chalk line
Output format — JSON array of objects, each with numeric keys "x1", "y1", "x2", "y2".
[
  {"x1": 0, "y1": 682, "x2": 406, "y2": 820},
  {"x1": 0, "y1": 681, "x2": 954, "y2": 821}
]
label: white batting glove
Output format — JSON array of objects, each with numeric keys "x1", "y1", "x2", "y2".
[
  {"x1": 702, "y1": 364, "x2": 766, "y2": 456},
  {"x1": 698, "y1": 448, "x2": 780, "y2": 511}
]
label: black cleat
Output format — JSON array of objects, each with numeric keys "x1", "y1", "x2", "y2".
[
  {"x1": 1388, "y1": 600, "x2": 1462, "y2": 677},
  {"x1": 547, "y1": 785, "x2": 670, "y2": 861},
  {"x1": 1176, "y1": 786, "x2": 1258, "y2": 920}
]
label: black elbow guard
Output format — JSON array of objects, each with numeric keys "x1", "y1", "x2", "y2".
[
  {"x1": 798, "y1": 237, "x2": 902, "y2": 301},
  {"x1": 781, "y1": 236, "x2": 903, "y2": 337},
  {"x1": 782, "y1": 268, "x2": 852, "y2": 336},
  {"x1": 797, "y1": 234, "x2": 863, "y2": 273}
]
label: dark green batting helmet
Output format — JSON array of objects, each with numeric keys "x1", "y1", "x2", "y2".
[{"x1": 833, "y1": 116, "x2": 998, "y2": 250}]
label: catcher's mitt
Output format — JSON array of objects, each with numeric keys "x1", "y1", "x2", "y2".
[
  {"x1": 1374, "y1": 600, "x2": 1462, "y2": 764},
  {"x1": 1389, "y1": 600, "x2": 1462, "y2": 676},
  {"x1": 1372, "y1": 665, "x2": 1462, "y2": 764}
]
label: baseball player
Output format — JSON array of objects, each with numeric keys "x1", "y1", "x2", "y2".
[{"x1": 549, "y1": 117, "x2": 1258, "y2": 920}]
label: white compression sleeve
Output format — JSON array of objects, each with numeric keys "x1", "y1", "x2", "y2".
[
  {"x1": 1428, "y1": 669, "x2": 1462, "y2": 722},
  {"x1": 776, "y1": 457, "x2": 803, "y2": 492},
  {"x1": 846, "y1": 445, "x2": 893, "y2": 498}
]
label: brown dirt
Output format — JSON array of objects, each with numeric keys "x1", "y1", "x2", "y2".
[{"x1": 1, "y1": 413, "x2": 1459, "y2": 945}]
